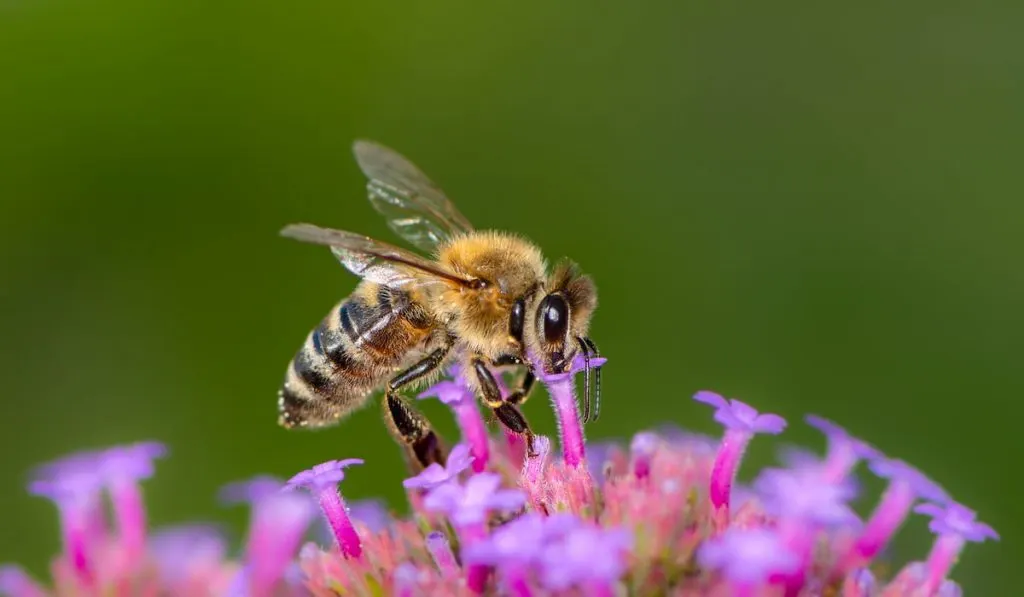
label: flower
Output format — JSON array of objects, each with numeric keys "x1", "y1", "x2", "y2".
[
  {"x1": 698, "y1": 528, "x2": 801, "y2": 593},
  {"x1": 836, "y1": 457, "x2": 949, "y2": 573},
  {"x1": 285, "y1": 459, "x2": 364, "y2": 558},
  {"x1": 420, "y1": 380, "x2": 491, "y2": 472},
  {"x1": 219, "y1": 475, "x2": 285, "y2": 505},
  {"x1": 694, "y1": 391, "x2": 786, "y2": 526},
  {"x1": 538, "y1": 524, "x2": 633, "y2": 594},
  {"x1": 422, "y1": 472, "x2": 526, "y2": 527},
  {"x1": 1, "y1": 357, "x2": 1001, "y2": 596},
  {"x1": 804, "y1": 415, "x2": 878, "y2": 482},
  {"x1": 403, "y1": 443, "x2": 474, "y2": 490}
]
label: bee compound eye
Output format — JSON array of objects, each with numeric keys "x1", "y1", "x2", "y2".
[
  {"x1": 510, "y1": 298, "x2": 526, "y2": 341},
  {"x1": 539, "y1": 294, "x2": 569, "y2": 344}
]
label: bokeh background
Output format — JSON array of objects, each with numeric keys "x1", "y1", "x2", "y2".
[{"x1": 2, "y1": 0, "x2": 1021, "y2": 592}]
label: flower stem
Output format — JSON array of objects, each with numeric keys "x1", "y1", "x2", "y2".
[
  {"x1": 317, "y1": 489, "x2": 362, "y2": 559},
  {"x1": 838, "y1": 480, "x2": 913, "y2": 573},
  {"x1": 111, "y1": 480, "x2": 147, "y2": 567},
  {"x1": 458, "y1": 523, "x2": 490, "y2": 593},
  {"x1": 454, "y1": 401, "x2": 490, "y2": 473},
  {"x1": 709, "y1": 428, "x2": 752, "y2": 525},
  {"x1": 923, "y1": 534, "x2": 965, "y2": 594},
  {"x1": 425, "y1": 532, "x2": 459, "y2": 579},
  {"x1": 546, "y1": 376, "x2": 585, "y2": 468}
]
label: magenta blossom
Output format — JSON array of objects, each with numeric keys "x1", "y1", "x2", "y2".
[{"x1": 0, "y1": 361, "x2": 1000, "y2": 596}]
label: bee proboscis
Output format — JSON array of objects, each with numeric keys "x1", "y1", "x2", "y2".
[{"x1": 278, "y1": 140, "x2": 602, "y2": 470}]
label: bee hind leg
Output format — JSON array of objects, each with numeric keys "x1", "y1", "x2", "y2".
[
  {"x1": 472, "y1": 358, "x2": 537, "y2": 457},
  {"x1": 384, "y1": 345, "x2": 451, "y2": 471}
]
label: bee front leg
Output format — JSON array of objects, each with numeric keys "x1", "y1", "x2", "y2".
[
  {"x1": 490, "y1": 354, "x2": 535, "y2": 406},
  {"x1": 505, "y1": 370, "x2": 536, "y2": 406},
  {"x1": 471, "y1": 358, "x2": 537, "y2": 456},
  {"x1": 384, "y1": 344, "x2": 452, "y2": 471}
]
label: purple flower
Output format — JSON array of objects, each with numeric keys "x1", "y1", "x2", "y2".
[
  {"x1": 29, "y1": 452, "x2": 108, "y2": 582},
  {"x1": 422, "y1": 473, "x2": 525, "y2": 527},
  {"x1": 346, "y1": 498, "x2": 392, "y2": 533},
  {"x1": 913, "y1": 500, "x2": 997, "y2": 592},
  {"x1": 695, "y1": 392, "x2": 787, "y2": 434},
  {"x1": 403, "y1": 444, "x2": 474, "y2": 490},
  {"x1": 425, "y1": 532, "x2": 459, "y2": 578},
  {"x1": 698, "y1": 528, "x2": 801, "y2": 591},
  {"x1": 694, "y1": 391, "x2": 786, "y2": 523},
  {"x1": 242, "y1": 490, "x2": 316, "y2": 597},
  {"x1": 219, "y1": 475, "x2": 285, "y2": 505},
  {"x1": 0, "y1": 565, "x2": 46, "y2": 597},
  {"x1": 419, "y1": 380, "x2": 491, "y2": 472},
  {"x1": 805, "y1": 415, "x2": 879, "y2": 482},
  {"x1": 463, "y1": 512, "x2": 581, "y2": 568},
  {"x1": 532, "y1": 353, "x2": 608, "y2": 469},
  {"x1": 837, "y1": 457, "x2": 948, "y2": 573},
  {"x1": 538, "y1": 524, "x2": 632, "y2": 594},
  {"x1": 630, "y1": 432, "x2": 660, "y2": 480},
  {"x1": 286, "y1": 459, "x2": 364, "y2": 558},
  {"x1": 149, "y1": 525, "x2": 227, "y2": 584},
  {"x1": 915, "y1": 502, "x2": 998, "y2": 542},
  {"x1": 754, "y1": 466, "x2": 858, "y2": 528}
]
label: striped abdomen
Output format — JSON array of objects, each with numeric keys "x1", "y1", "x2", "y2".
[{"x1": 278, "y1": 283, "x2": 437, "y2": 429}]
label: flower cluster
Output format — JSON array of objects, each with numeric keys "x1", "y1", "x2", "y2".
[{"x1": 0, "y1": 356, "x2": 998, "y2": 596}]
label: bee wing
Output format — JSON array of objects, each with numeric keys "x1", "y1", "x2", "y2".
[
  {"x1": 281, "y1": 223, "x2": 477, "y2": 289},
  {"x1": 353, "y1": 140, "x2": 475, "y2": 253}
]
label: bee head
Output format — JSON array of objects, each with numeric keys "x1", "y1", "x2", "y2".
[{"x1": 510, "y1": 260, "x2": 597, "y2": 374}]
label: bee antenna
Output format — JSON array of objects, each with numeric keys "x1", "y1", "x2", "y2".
[
  {"x1": 576, "y1": 336, "x2": 593, "y2": 424},
  {"x1": 581, "y1": 336, "x2": 602, "y2": 422}
]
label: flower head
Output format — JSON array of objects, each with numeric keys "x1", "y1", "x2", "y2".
[
  {"x1": 286, "y1": 459, "x2": 364, "y2": 558},
  {"x1": 219, "y1": 475, "x2": 285, "y2": 505},
  {"x1": 869, "y1": 457, "x2": 949, "y2": 503},
  {"x1": 694, "y1": 391, "x2": 787, "y2": 434},
  {"x1": 915, "y1": 502, "x2": 999, "y2": 542},
  {"x1": 422, "y1": 473, "x2": 525, "y2": 526},
  {"x1": 418, "y1": 379, "x2": 472, "y2": 405},
  {"x1": 403, "y1": 443, "x2": 474, "y2": 490},
  {"x1": 754, "y1": 466, "x2": 858, "y2": 527},
  {"x1": 698, "y1": 528, "x2": 801, "y2": 586},
  {"x1": 149, "y1": 525, "x2": 227, "y2": 584},
  {"x1": 285, "y1": 459, "x2": 363, "y2": 493},
  {"x1": 539, "y1": 523, "x2": 633, "y2": 590}
]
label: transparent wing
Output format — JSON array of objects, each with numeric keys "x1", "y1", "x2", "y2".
[
  {"x1": 281, "y1": 223, "x2": 476, "y2": 289},
  {"x1": 353, "y1": 140, "x2": 474, "y2": 253}
]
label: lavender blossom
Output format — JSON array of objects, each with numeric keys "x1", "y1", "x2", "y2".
[
  {"x1": 285, "y1": 458, "x2": 364, "y2": 558},
  {"x1": 0, "y1": 566, "x2": 46, "y2": 597},
  {"x1": 698, "y1": 528, "x2": 801, "y2": 596},
  {"x1": 420, "y1": 378, "x2": 491, "y2": 472},
  {"x1": 914, "y1": 501, "x2": 998, "y2": 594},
  {"x1": 805, "y1": 415, "x2": 878, "y2": 482},
  {"x1": 2, "y1": 384, "x2": 1000, "y2": 596},
  {"x1": 837, "y1": 457, "x2": 948, "y2": 573},
  {"x1": 402, "y1": 443, "x2": 474, "y2": 491},
  {"x1": 242, "y1": 490, "x2": 316, "y2": 597},
  {"x1": 533, "y1": 353, "x2": 608, "y2": 468},
  {"x1": 694, "y1": 391, "x2": 786, "y2": 526}
]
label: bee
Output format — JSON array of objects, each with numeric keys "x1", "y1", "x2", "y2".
[{"x1": 277, "y1": 140, "x2": 603, "y2": 470}]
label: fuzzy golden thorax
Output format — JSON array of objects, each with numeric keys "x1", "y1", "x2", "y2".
[{"x1": 433, "y1": 231, "x2": 547, "y2": 358}]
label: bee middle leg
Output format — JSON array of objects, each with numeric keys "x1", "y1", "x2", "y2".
[
  {"x1": 471, "y1": 358, "x2": 537, "y2": 456},
  {"x1": 384, "y1": 345, "x2": 451, "y2": 471},
  {"x1": 490, "y1": 354, "x2": 535, "y2": 406}
]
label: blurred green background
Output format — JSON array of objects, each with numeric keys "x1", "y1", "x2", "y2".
[{"x1": 2, "y1": 0, "x2": 1021, "y2": 592}]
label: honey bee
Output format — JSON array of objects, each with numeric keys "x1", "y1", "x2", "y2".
[{"x1": 277, "y1": 140, "x2": 602, "y2": 470}]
